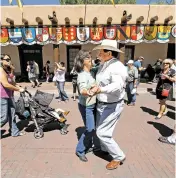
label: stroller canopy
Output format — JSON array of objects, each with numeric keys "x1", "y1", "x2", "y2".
[{"x1": 33, "y1": 90, "x2": 54, "y2": 107}]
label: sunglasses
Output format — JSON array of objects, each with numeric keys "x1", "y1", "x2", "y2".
[
  {"x1": 4, "y1": 58, "x2": 11, "y2": 62},
  {"x1": 163, "y1": 63, "x2": 170, "y2": 65}
]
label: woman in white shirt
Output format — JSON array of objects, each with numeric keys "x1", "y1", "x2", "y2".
[{"x1": 55, "y1": 62, "x2": 69, "y2": 102}]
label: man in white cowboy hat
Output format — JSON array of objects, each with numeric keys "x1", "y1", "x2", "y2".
[
  {"x1": 126, "y1": 60, "x2": 138, "y2": 106},
  {"x1": 90, "y1": 39, "x2": 127, "y2": 170}
]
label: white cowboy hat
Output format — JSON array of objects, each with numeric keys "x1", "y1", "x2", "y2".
[
  {"x1": 92, "y1": 39, "x2": 124, "y2": 53},
  {"x1": 127, "y1": 60, "x2": 134, "y2": 64}
]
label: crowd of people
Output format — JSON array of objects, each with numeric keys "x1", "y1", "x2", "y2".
[{"x1": 0, "y1": 39, "x2": 175, "y2": 170}]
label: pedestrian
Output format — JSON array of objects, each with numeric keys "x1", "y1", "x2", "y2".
[
  {"x1": 134, "y1": 56, "x2": 145, "y2": 94},
  {"x1": 26, "y1": 61, "x2": 39, "y2": 88},
  {"x1": 70, "y1": 66, "x2": 78, "y2": 101},
  {"x1": 33, "y1": 60, "x2": 42, "y2": 86},
  {"x1": 0, "y1": 54, "x2": 25, "y2": 137},
  {"x1": 55, "y1": 62, "x2": 69, "y2": 102},
  {"x1": 126, "y1": 60, "x2": 138, "y2": 106},
  {"x1": 155, "y1": 59, "x2": 176, "y2": 119},
  {"x1": 74, "y1": 50, "x2": 97, "y2": 162},
  {"x1": 44, "y1": 60, "x2": 50, "y2": 83},
  {"x1": 91, "y1": 39, "x2": 128, "y2": 170}
]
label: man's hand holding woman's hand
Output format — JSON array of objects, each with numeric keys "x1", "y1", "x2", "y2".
[{"x1": 87, "y1": 85, "x2": 101, "y2": 96}]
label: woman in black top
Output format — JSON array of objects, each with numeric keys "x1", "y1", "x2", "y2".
[{"x1": 155, "y1": 59, "x2": 176, "y2": 120}]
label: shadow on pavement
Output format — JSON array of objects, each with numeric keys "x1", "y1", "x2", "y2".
[
  {"x1": 147, "y1": 121, "x2": 173, "y2": 137},
  {"x1": 167, "y1": 111, "x2": 175, "y2": 120},
  {"x1": 140, "y1": 106, "x2": 158, "y2": 116},
  {"x1": 147, "y1": 88, "x2": 156, "y2": 95},
  {"x1": 167, "y1": 104, "x2": 176, "y2": 111}
]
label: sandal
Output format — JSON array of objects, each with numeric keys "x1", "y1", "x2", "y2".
[
  {"x1": 158, "y1": 136, "x2": 175, "y2": 145},
  {"x1": 155, "y1": 115, "x2": 163, "y2": 120}
]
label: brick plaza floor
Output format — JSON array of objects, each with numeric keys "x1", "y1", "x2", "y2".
[{"x1": 1, "y1": 82, "x2": 175, "y2": 178}]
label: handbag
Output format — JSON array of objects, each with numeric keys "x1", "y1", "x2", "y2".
[{"x1": 161, "y1": 89, "x2": 170, "y2": 97}]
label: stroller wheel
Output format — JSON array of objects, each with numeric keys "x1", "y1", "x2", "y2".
[
  {"x1": 34, "y1": 128, "x2": 44, "y2": 139},
  {"x1": 60, "y1": 128, "x2": 68, "y2": 135}
]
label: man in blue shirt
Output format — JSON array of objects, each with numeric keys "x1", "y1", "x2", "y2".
[{"x1": 134, "y1": 56, "x2": 145, "y2": 86}]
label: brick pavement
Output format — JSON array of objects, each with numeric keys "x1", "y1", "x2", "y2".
[{"x1": 1, "y1": 82, "x2": 175, "y2": 178}]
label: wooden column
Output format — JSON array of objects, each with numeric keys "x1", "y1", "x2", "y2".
[{"x1": 53, "y1": 44, "x2": 59, "y2": 63}]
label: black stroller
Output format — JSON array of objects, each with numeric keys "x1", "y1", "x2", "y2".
[{"x1": 15, "y1": 89, "x2": 69, "y2": 139}]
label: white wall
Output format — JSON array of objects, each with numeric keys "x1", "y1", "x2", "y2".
[
  {"x1": 134, "y1": 43, "x2": 168, "y2": 67},
  {"x1": 1, "y1": 45, "x2": 21, "y2": 74}
]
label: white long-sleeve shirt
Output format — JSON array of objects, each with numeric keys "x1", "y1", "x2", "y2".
[{"x1": 96, "y1": 58, "x2": 128, "y2": 103}]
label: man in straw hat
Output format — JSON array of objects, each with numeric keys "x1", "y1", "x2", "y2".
[{"x1": 90, "y1": 39, "x2": 127, "y2": 170}]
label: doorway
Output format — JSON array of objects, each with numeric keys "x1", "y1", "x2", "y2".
[
  {"x1": 167, "y1": 43, "x2": 175, "y2": 59},
  {"x1": 67, "y1": 45, "x2": 81, "y2": 77},
  {"x1": 18, "y1": 44, "x2": 43, "y2": 78}
]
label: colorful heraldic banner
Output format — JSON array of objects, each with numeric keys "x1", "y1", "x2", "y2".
[
  {"x1": 117, "y1": 25, "x2": 131, "y2": 43},
  {"x1": 77, "y1": 27, "x2": 90, "y2": 44},
  {"x1": 157, "y1": 25, "x2": 172, "y2": 43},
  {"x1": 22, "y1": 27, "x2": 36, "y2": 45},
  {"x1": 49, "y1": 27, "x2": 63, "y2": 44},
  {"x1": 143, "y1": 25, "x2": 158, "y2": 43},
  {"x1": 63, "y1": 26, "x2": 76, "y2": 45},
  {"x1": 104, "y1": 26, "x2": 117, "y2": 40},
  {"x1": 36, "y1": 27, "x2": 50, "y2": 45},
  {"x1": 0, "y1": 25, "x2": 175, "y2": 46},
  {"x1": 8, "y1": 28, "x2": 23, "y2": 45},
  {"x1": 130, "y1": 25, "x2": 144, "y2": 43},
  {"x1": 171, "y1": 25, "x2": 176, "y2": 38},
  {"x1": 0, "y1": 28, "x2": 9, "y2": 46},
  {"x1": 90, "y1": 27, "x2": 103, "y2": 44}
]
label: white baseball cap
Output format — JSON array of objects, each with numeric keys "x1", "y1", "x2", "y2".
[{"x1": 127, "y1": 60, "x2": 134, "y2": 64}]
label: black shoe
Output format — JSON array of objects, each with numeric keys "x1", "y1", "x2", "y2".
[
  {"x1": 76, "y1": 153, "x2": 88, "y2": 162},
  {"x1": 55, "y1": 97, "x2": 60, "y2": 99},
  {"x1": 85, "y1": 147, "x2": 94, "y2": 154}
]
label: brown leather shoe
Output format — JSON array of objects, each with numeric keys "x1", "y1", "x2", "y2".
[
  {"x1": 106, "y1": 158, "x2": 126, "y2": 170},
  {"x1": 106, "y1": 160, "x2": 120, "y2": 170}
]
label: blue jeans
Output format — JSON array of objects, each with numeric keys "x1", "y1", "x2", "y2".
[
  {"x1": 76, "y1": 104, "x2": 95, "y2": 156},
  {"x1": 0, "y1": 98, "x2": 20, "y2": 136},
  {"x1": 56, "y1": 81, "x2": 69, "y2": 101},
  {"x1": 126, "y1": 82, "x2": 136, "y2": 104}
]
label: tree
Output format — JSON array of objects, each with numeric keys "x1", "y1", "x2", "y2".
[{"x1": 60, "y1": 0, "x2": 136, "y2": 5}]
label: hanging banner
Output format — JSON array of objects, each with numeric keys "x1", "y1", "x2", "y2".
[
  {"x1": 171, "y1": 25, "x2": 176, "y2": 38},
  {"x1": 157, "y1": 25, "x2": 172, "y2": 43},
  {"x1": 63, "y1": 26, "x2": 76, "y2": 45},
  {"x1": 8, "y1": 28, "x2": 22, "y2": 45},
  {"x1": 90, "y1": 27, "x2": 103, "y2": 44},
  {"x1": 104, "y1": 26, "x2": 117, "y2": 40},
  {"x1": 36, "y1": 27, "x2": 50, "y2": 45},
  {"x1": 77, "y1": 27, "x2": 90, "y2": 44},
  {"x1": 49, "y1": 27, "x2": 63, "y2": 44},
  {"x1": 22, "y1": 27, "x2": 36, "y2": 45},
  {"x1": 143, "y1": 25, "x2": 157, "y2": 43},
  {"x1": 117, "y1": 25, "x2": 130, "y2": 43},
  {"x1": 0, "y1": 28, "x2": 9, "y2": 46},
  {"x1": 130, "y1": 25, "x2": 144, "y2": 43}
]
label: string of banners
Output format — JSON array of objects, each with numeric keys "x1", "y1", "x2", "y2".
[{"x1": 0, "y1": 25, "x2": 176, "y2": 46}]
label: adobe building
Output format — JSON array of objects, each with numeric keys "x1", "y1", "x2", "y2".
[{"x1": 0, "y1": 5, "x2": 175, "y2": 78}]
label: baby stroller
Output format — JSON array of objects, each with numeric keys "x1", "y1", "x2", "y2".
[{"x1": 15, "y1": 89, "x2": 69, "y2": 139}]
